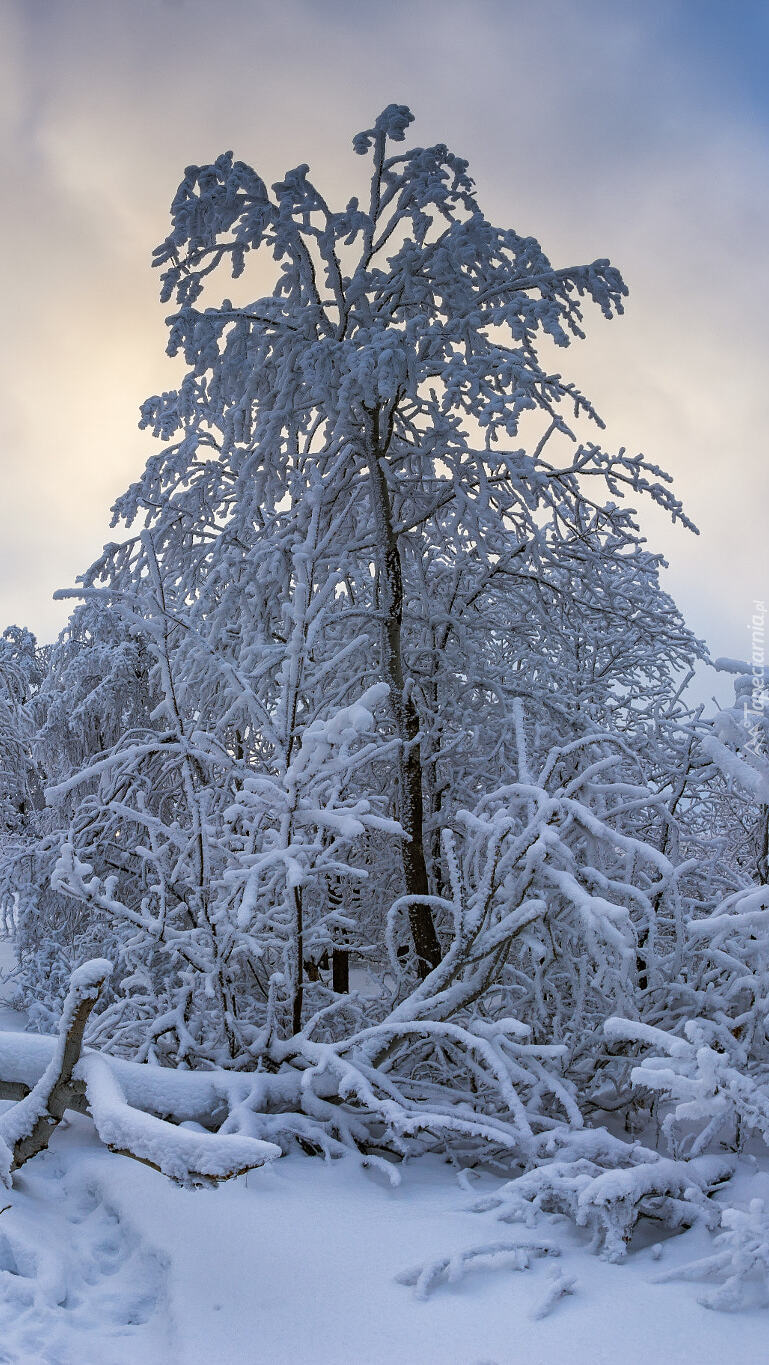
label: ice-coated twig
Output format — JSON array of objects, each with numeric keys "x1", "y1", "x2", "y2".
[
  {"x1": 396, "y1": 1239, "x2": 560, "y2": 1300},
  {"x1": 531, "y1": 1266, "x2": 577, "y2": 1319}
]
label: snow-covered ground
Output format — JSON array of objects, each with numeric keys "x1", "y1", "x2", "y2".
[{"x1": 0, "y1": 936, "x2": 766, "y2": 1365}]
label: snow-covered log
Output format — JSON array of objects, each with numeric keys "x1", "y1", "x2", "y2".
[{"x1": 0, "y1": 961, "x2": 280, "y2": 1186}]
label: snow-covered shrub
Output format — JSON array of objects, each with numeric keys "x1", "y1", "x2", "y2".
[
  {"x1": 657, "y1": 1198, "x2": 769, "y2": 1310},
  {"x1": 47, "y1": 678, "x2": 399, "y2": 1064},
  {"x1": 467, "y1": 1123, "x2": 733, "y2": 1262}
]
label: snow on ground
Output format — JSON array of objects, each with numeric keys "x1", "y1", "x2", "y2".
[{"x1": 0, "y1": 935, "x2": 768, "y2": 1364}]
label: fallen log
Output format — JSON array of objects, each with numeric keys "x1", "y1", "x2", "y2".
[
  {"x1": 0, "y1": 1024, "x2": 246, "y2": 1126},
  {"x1": 0, "y1": 960, "x2": 280, "y2": 1187}
]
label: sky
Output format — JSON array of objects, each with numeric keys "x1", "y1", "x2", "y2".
[{"x1": 1, "y1": 0, "x2": 767, "y2": 703}]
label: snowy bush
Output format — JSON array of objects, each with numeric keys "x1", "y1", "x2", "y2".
[{"x1": 657, "y1": 1198, "x2": 769, "y2": 1310}]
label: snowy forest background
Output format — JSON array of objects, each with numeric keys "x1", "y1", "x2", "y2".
[
  {"x1": 0, "y1": 99, "x2": 768, "y2": 1329},
  {"x1": 3, "y1": 0, "x2": 769, "y2": 1347}
]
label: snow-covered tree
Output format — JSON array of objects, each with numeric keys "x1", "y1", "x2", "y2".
[
  {"x1": 5, "y1": 109, "x2": 769, "y2": 1317},
  {"x1": 0, "y1": 627, "x2": 46, "y2": 836},
  {"x1": 0, "y1": 627, "x2": 49, "y2": 946},
  {"x1": 13, "y1": 108, "x2": 760, "y2": 1207},
  {"x1": 50, "y1": 102, "x2": 691, "y2": 975}
]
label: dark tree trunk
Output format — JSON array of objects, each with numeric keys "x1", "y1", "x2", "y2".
[
  {"x1": 332, "y1": 948, "x2": 350, "y2": 994},
  {"x1": 365, "y1": 405, "x2": 441, "y2": 978},
  {"x1": 292, "y1": 886, "x2": 304, "y2": 1035},
  {"x1": 328, "y1": 879, "x2": 350, "y2": 993},
  {"x1": 757, "y1": 807, "x2": 769, "y2": 885}
]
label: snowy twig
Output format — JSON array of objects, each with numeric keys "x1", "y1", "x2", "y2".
[{"x1": 396, "y1": 1239, "x2": 560, "y2": 1299}]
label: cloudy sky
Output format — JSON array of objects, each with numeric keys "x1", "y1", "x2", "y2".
[{"x1": 2, "y1": 0, "x2": 767, "y2": 699}]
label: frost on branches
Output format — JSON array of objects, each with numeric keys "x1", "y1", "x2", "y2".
[{"x1": 1, "y1": 106, "x2": 767, "y2": 1305}]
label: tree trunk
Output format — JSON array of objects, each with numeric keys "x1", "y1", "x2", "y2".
[
  {"x1": 365, "y1": 405, "x2": 441, "y2": 978},
  {"x1": 0, "y1": 964, "x2": 108, "y2": 1173},
  {"x1": 292, "y1": 886, "x2": 304, "y2": 1035},
  {"x1": 328, "y1": 878, "x2": 350, "y2": 993},
  {"x1": 758, "y1": 805, "x2": 769, "y2": 885},
  {"x1": 332, "y1": 948, "x2": 350, "y2": 994}
]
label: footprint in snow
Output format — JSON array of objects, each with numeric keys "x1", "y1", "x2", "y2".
[{"x1": 0, "y1": 1157, "x2": 170, "y2": 1365}]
